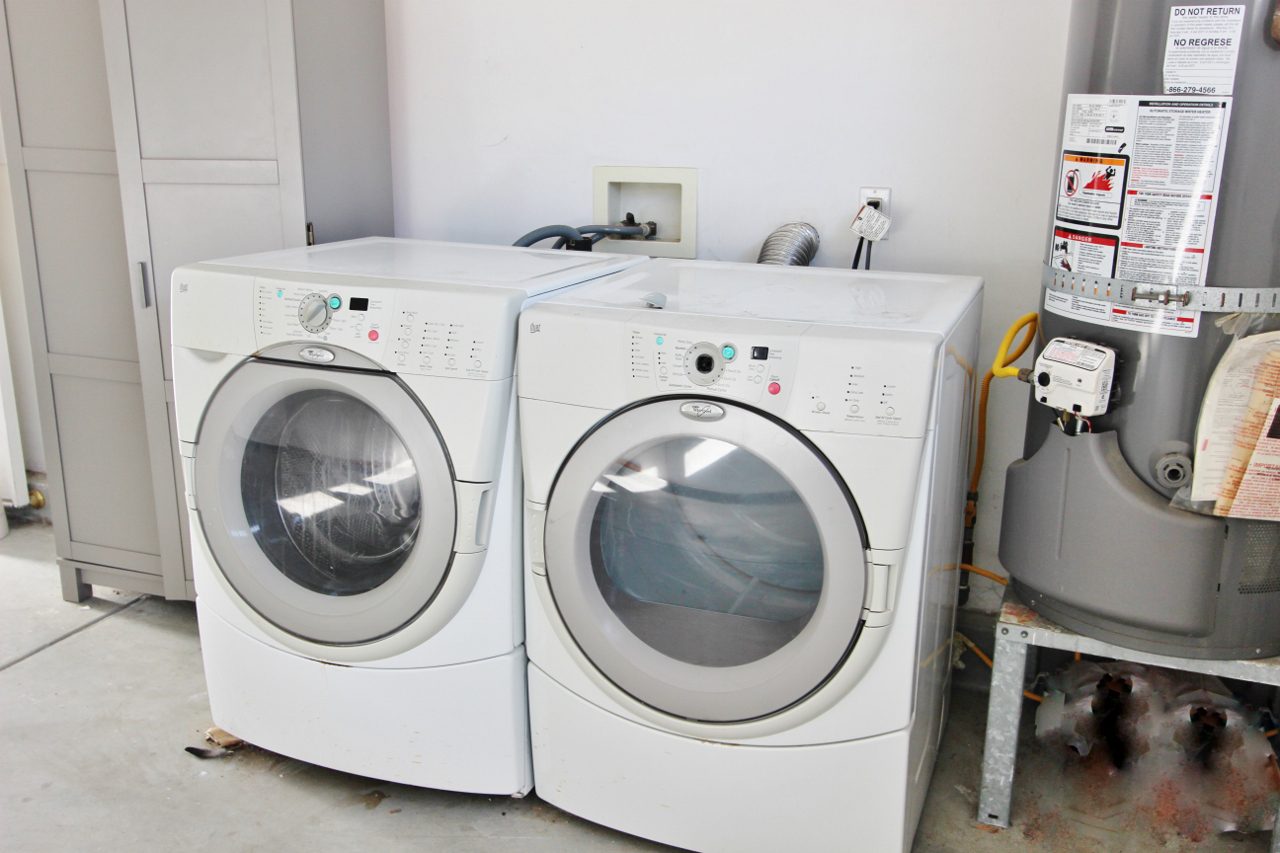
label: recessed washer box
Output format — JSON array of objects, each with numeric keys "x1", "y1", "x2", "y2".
[{"x1": 592, "y1": 166, "x2": 697, "y2": 259}]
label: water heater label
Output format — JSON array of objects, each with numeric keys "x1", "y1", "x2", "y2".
[
  {"x1": 1049, "y1": 93, "x2": 1230, "y2": 322},
  {"x1": 1164, "y1": 5, "x2": 1245, "y2": 96}
]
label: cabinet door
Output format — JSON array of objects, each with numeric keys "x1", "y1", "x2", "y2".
[
  {"x1": 100, "y1": 0, "x2": 307, "y2": 588},
  {"x1": 0, "y1": 0, "x2": 168, "y2": 593}
]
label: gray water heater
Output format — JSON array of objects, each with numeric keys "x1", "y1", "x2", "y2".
[{"x1": 1000, "y1": 0, "x2": 1280, "y2": 659}]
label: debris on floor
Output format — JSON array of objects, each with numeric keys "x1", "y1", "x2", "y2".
[
  {"x1": 1032, "y1": 661, "x2": 1280, "y2": 845},
  {"x1": 183, "y1": 745, "x2": 232, "y2": 760},
  {"x1": 204, "y1": 726, "x2": 243, "y2": 749},
  {"x1": 184, "y1": 725, "x2": 246, "y2": 760}
]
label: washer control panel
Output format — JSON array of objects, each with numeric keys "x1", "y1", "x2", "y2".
[
  {"x1": 391, "y1": 307, "x2": 495, "y2": 379},
  {"x1": 254, "y1": 279, "x2": 508, "y2": 379},
  {"x1": 257, "y1": 281, "x2": 391, "y2": 351}
]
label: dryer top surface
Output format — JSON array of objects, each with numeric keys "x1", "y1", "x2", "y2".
[{"x1": 542, "y1": 258, "x2": 982, "y2": 334}]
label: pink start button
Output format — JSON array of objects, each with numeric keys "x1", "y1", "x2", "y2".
[
  {"x1": 368, "y1": 329, "x2": 379, "y2": 341},
  {"x1": 767, "y1": 381, "x2": 781, "y2": 396}
]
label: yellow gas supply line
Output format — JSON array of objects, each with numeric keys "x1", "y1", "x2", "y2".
[
  {"x1": 991, "y1": 311, "x2": 1040, "y2": 379},
  {"x1": 961, "y1": 312, "x2": 1039, "y2": 592},
  {"x1": 969, "y1": 311, "x2": 1038, "y2": 504}
]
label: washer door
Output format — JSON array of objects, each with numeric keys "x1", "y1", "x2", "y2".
[
  {"x1": 194, "y1": 359, "x2": 457, "y2": 645},
  {"x1": 544, "y1": 397, "x2": 868, "y2": 722}
]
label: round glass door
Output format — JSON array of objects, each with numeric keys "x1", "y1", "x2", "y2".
[
  {"x1": 545, "y1": 398, "x2": 868, "y2": 722},
  {"x1": 591, "y1": 436, "x2": 823, "y2": 668},
  {"x1": 195, "y1": 360, "x2": 457, "y2": 646},
  {"x1": 240, "y1": 390, "x2": 422, "y2": 596}
]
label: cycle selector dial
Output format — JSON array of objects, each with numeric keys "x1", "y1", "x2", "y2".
[
  {"x1": 684, "y1": 341, "x2": 726, "y2": 387},
  {"x1": 298, "y1": 293, "x2": 333, "y2": 333}
]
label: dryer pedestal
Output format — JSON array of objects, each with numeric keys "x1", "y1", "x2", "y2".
[
  {"x1": 529, "y1": 665, "x2": 931, "y2": 853},
  {"x1": 199, "y1": 604, "x2": 533, "y2": 795}
]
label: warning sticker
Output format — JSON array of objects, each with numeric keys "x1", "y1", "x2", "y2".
[
  {"x1": 1164, "y1": 5, "x2": 1246, "y2": 96},
  {"x1": 1056, "y1": 152, "x2": 1129, "y2": 229},
  {"x1": 1043, "y1": 289, "x2": 1201, "y2": 339},
  {"x1": 1051, "y1": 226, "x2": 1118, "y2": 277}
]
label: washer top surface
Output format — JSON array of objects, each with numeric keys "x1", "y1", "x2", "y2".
[
  {"x1": 201, "y1": 237, "x2": 642, "y2": 296},
  {"x1": 544, "y1": 258, "x2": 981, "y2": 333}
]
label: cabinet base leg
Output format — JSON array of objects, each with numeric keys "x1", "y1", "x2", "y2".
[{"x1": 60, "y1": 565, "x2": 91, "y2": 603}]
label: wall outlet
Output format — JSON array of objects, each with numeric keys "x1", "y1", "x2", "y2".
[
  {"x1": 593, "y1": 166, "x2": 697, "y2": 258},
  {"x1": 858, "y1": 186, "x2": 892, "y2": 236}
]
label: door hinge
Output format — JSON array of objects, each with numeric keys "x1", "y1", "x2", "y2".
[{"x1": 305, "y1": 221, "x2": 316, "y2": 246}]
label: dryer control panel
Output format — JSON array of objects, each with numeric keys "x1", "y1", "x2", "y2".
[
  {"x1": 624, "y1": 319, "x2": 938, "y2": 438},
  {"x1": 629, "y1": 326, "x2": 797, "y2": 406},
  {"x1": 253, "y1": 279, "x2": 512, "y2": 380}
]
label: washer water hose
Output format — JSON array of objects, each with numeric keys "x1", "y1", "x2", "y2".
[
  {"x1": 514, "y1": 214, "x2": 656, "y2": 250},
  {"x1": 512, "y1": 224, "x2": 584, "y2": 248},
  {"x1": 756, "y1": 222, "x2": 820, "y2": 266},
  {"x1": 551, "y1": 223, "x2": 649, "y2": 249}
]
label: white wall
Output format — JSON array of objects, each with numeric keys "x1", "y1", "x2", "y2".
[
  {"x1": 386, "y1": 0, "x2": 1077, "y2": 611},
  {"x1": 0, "y1": 147, "x2": 43, "y2": 475}
]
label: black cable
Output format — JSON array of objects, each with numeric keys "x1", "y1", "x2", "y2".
[
  {"x1": 851, "y1": 237, "x2": 864, "y2": 269},
  {"x1": 862, "y1": 198, "x2": 882, "y2": 271}
]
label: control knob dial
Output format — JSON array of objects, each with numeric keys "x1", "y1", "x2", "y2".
[{"x1": 298, "y1": 292, "x2": 332, "y2": 333}]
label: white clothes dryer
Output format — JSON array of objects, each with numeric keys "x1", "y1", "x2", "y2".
[
  {"x1": 171, "y1": 238, "x2": 640, "y2": 795},
  {"x1": 518, "y1": 258, "x2": 981, "y2": 850}
]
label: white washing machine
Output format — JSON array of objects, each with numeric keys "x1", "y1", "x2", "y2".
[
  {"x1": 170, "y1": 238, "x2": 640, "y2": 794},
  {"x1": 518, "y1": 258, "x2": 981, "y2": 850}
]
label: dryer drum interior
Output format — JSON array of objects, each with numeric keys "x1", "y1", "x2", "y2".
[{"x1": 545, "y1": 397, "x2": 869, "y2": 723}]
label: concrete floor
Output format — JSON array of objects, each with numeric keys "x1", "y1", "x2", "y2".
[{"x1": 1, "y1": 519, "x2": 1274, "y2": 852}]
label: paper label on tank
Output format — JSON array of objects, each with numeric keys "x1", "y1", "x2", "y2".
[
  {"x1": 1043, "y1": 289, "x2": 1200, "y2": 339},
  {"x1": 1049, "y1": 94, "x2": 1230, "y2": 291},
  {"x1": 1224, "y1": 398, "x2": 1280, "y2": 522},
  {"x1": 1191, "y1": 332, "x2": 1280, "y2": 506},
  {"x1": 1164, "y1": 5, "x2": 1245, "y2": 96},
  {"x1": 1042, "y1": 339, "x2": 1107, "y2": 371}
]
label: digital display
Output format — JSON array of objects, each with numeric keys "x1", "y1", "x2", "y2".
[
  {"x1": 348, "y1": 297, "x2": 369, "y2": 311},
  {"x1": 751, "y1": 346, "x2": 769, "y2": 360}
]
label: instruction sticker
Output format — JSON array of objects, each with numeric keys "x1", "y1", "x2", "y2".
[
  {"x1": 1046, "y1": 94, "x2": 1230, "y2": 338},
  {"x1": 1043, "y1": 289, "x2": 1201, "y2": 339},
  {"x1": 1164, "y1": 5, "x2": 1246, "y2": 95}
]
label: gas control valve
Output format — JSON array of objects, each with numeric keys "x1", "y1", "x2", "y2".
[{"x1": 1033, "y1": 337, "x2": 1117, "y2": 417}]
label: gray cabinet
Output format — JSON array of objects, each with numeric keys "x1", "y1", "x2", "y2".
[{"x1": 0, "y1": 0, "x2": 392, "y2": 601}]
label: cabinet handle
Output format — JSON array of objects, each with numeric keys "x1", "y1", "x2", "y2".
[{"x1": 136, "y1": 261, "x2": 152, "y2": 309}]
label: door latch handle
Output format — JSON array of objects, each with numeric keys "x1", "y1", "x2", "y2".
[{"x1": 136, "y1": 261, "x2": 152, "y2": 309}]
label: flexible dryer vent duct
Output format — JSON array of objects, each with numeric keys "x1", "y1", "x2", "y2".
[{"x1": 756, "y1": 223, "x2": 820, "y2": 266}]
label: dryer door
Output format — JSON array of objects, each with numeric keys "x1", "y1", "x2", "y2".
[
  {"x1": 544, "y1": 397, "x2": 869, "y2": 722},
  {"x1": 193, "y1": 359, "x2": 457, "y2": 645}
]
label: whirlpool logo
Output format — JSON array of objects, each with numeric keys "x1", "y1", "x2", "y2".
[{"x1": 680, "y1": 402, "x2": 725, "y2": 422}]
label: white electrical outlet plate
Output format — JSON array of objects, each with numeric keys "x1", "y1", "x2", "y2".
[
  {"x1": 858, "y1": 187, "x2": 892, "y2": 237},
  {"x1": 593, "y1": 166, "x2": 697, "y2": 258}
]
